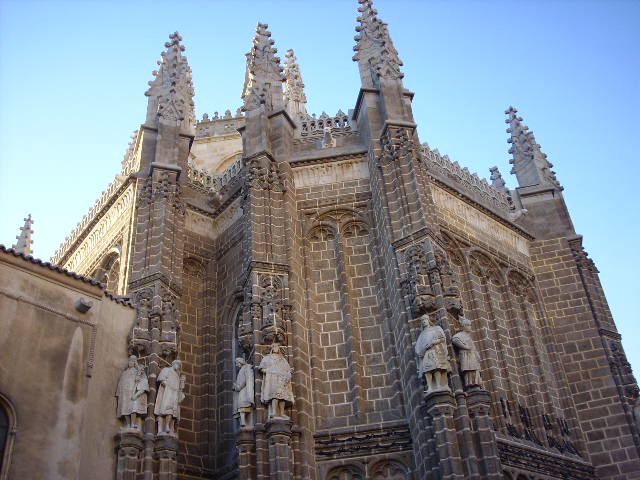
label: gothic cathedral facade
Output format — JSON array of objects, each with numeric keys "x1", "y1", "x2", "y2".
[{"x1": 29, "y1": 1, "x2": 640, "y2": 479}]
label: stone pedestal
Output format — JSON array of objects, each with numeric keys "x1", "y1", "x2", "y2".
[
  {"x1": 116, "y1": 430, "x2": 144, "y2": 480},
  {"x1": 424, "y1": 390, "x2": 465, "y2": 480},
  {"x1": 154, "y1": 435, "x2": 178, "y2": 480},
  {"x1": 237, "y1": 427, "x2": 256, "y2": 480},
  {"x1": 265, "y1": 418, "x2": 294, "y2": 480},
  {"x1": 467, "y1": 389, "x2": 503, "y2": 479}
]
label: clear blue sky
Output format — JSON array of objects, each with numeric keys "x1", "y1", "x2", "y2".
[{"x1": 1, "y1": 0, "x2": 638, "y2": 373}]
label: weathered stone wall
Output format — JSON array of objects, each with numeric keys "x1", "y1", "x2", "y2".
[{"x1": 0, "y1": 248, "x2": 135, "y2": 480}]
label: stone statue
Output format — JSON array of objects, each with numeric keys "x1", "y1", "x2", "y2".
[
  {"x1": 321, "y1": 127, "x2": 336, "y2": 148},
  {"x1": 452, "y1": 317, "x2": 482, "y2": 388},
  {"x1": 154, "y1": 360, "x2": 185, "y2": 435},
  {"x1": 258, "y1": 343, "x2": 294, "y2": 419},
  {"x1": 116, "y1": 355, "x2": 149, "y2": 430},
  {"x1": 415, "y1": 314, "x2": 451, "y2": 393},
  {"x1": 233, "y1": 357, "x2": 255, "y2": 427}
]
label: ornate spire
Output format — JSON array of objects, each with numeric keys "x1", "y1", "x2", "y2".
[
  {"x1": 13, "y1": 214, "x2": 34, "y2": 256},
  {"x1": 283, "y1": 49, "x2": 307, "y2": 118},
  {"x1": 242, "y1": 23, "x2": 285, "y2": 112},
  {"x1": 353, "y1": 0, "x2": 403, "y2": 86},
  {"x1": 145, "y1": 32, "x2": 195, "y2": 133},
  {"x1": 505, "y1": 106, "x2": 562, "y2": 190},
  {"x1": 489, "y1": 166, "x2": 509, "y2": 194}
]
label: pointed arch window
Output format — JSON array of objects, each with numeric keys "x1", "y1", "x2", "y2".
[{"x1": 0, "y1": 393, "x2": 17, "y2": 480}]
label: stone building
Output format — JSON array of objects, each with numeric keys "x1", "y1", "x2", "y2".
[{"x1": 2, "y1": 1, "x2": 638, "y2": 479}]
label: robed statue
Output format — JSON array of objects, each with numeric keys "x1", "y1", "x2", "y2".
[
  {"x1": 415, "y1": 314, "x2": 451, "y2": 393},
  {"x1": 154, "y1": 359, "x2": 186, "y2": 435},
  {"x1": 116, "y1": 355, "x2": 149, "y2": 430},
  {"x1": 258, "y1": 343, "x2": 294, "y2": 419},
  {"x1": 452, "y1": 317, "x2": 482, "y2": 388},
  {"x1": 233, "y1": 357, "x2": 255, "y2": 427}
]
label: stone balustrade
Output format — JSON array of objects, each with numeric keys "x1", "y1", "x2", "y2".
[{"x1": 299, "y1": 110, "x2": 351, "y2": 137}]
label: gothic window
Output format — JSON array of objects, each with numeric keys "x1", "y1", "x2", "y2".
[
  {"x1": 0, "y1": 394, "x2": 16, "y2": 480},
  {"x1": 92, "y1": 248, "x2": 121, "y2": 293}
]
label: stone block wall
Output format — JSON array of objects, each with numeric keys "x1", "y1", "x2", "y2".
[
  {"x1": 530, "y1": 237, "x2": 640, "y2": 479},
  {"x1": 297, "y1": 176, "x2": 404, "y2": 430}
]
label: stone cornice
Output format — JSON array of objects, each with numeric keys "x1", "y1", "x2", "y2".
[
  {"x1": 289, "y1": 150, "x2": 367, "y2": 168},
  {"x1": 497, "y1": 435, "x2": 595, "y2": 480},
  {"x1": 314, "y1": 421, "x2": 412, "y2": 458},
  {"x1": 193, "y1": 132, "x2": 241, "y2": 144}
]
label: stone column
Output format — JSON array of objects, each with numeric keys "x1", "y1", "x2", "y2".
[
  {"x1": 115, "y1": 431, "x2": 144, "y2": 480},
  {"x1": 237, "y1": 428, "x2": 256, "y2": 480},
  {"x1": 467, "y1": 389, "x2": 503, "y2": 479},
  {"x1": 155, "y1": 435, "x2": 179, "y2": 480},
  {"x1": 423, "y1": 390, "x2": 465, "y2": 480},
  {"x1": 266, "y1": 418, "x2": 294, "y2": 480}
]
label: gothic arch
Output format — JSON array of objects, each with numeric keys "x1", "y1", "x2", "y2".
[
  {"x1": 305, "y1": 208, "x2": 370, "y2": 243},
  {"x1": 307, "y1": 224, "x2": 336, "y2": 242},
  {"x1": 467, "y1": 249, "x2": 505, "y2": 286},
  {"x1": 214, "y1": 151, "x2": 243, "y2": 175},
  {"x1": 369, "y1": 458, "x2": 410, "y2": 479},
  {"x1": 506, "y1": 269, "x2": 535, "y2": 298},
  {"x1": 183, "y1": 257, "x2": 206, "y2": 279},
  {"x1": 441, "y1": 232, "x2": 466, "y2": 268},
  {"x1": 341, "y1": 221, "x2": 369, "y2": 238},
  {"x1": 92, "y1": 246, "x2": 121, "y2": 293},
  {"x1": 326, "y1": 464, "x2": 365, "y2": 480},
  {"x1": 0, "y1": 393, "x2": 17, "y2": 480}
]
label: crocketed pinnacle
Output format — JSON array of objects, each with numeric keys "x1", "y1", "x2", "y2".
[
  {"x1": 353, "y1": 0, "x2": 403, "y2": 85},
  {"x1": 283, "y1": 49, "x2": 307, "y2": 117},
  {"x1": 505, "y1": 106, "x2": 562, "y2": 190},
  {"x1": 145, "y1": 32, "x2": 195, "y2": 133},
  {"x1": 13, "y1": 214, "x2": 34, "y2": 256},
  {"x1": 489, "y1": 166, "x2": 509, "y2": 194},
  {"x1": 242, "y1": 23, "x2": 285, "y2": 112}
]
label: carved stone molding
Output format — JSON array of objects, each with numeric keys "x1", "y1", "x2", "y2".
[
  {"x1": 497, "y1": 438, "x2": 595, "y2": 480},
  {"x1": 314, "y1": 424, "x2": 412, "y2": 458}
]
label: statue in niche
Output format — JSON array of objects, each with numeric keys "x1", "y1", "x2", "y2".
[
  {"x1": 258, "y1": 343, "x2": 294, "y2": 419},
  {"x1": 415, "y1": 314, "x2": 451, "y2": 393},
  {"x1": 116, "y1": 355, "x2": 149, "y2": 430},
  {"x1": 452, "y1": 317, "x2": 482, "y2": 388},
  {"x1": 154, "y1": 360, "x2": 185, "y2": 435},
  {"x1": 233, "y1": 357, "x2": 255, "y2": 427}
]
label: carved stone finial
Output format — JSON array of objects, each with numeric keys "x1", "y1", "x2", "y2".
[
  {"x1": 505, "y1": 107, "x2": 562, "y2": 190},
  {"x1": 353, "y1": 0, "x2": 403, "y2": 86},
  {"x1": 242, "y1": 22, "x2": 285, "y2": 112},
  {"x1": 145, "y1": 32, "x2": 195, "y2": 133},
  {"x1": 13, "y1": 214, "x2": 34, "y2": 256},
  {"x1": 489, "y1": 166, "x2": 508, "y2": 193},
  {"x1": 284, "y1": 49, "x2": 307, "y2": 117}
]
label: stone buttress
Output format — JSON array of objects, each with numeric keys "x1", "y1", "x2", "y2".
[{"x1": 120, "y1": 32, "x2": 195, "y2": 480}]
